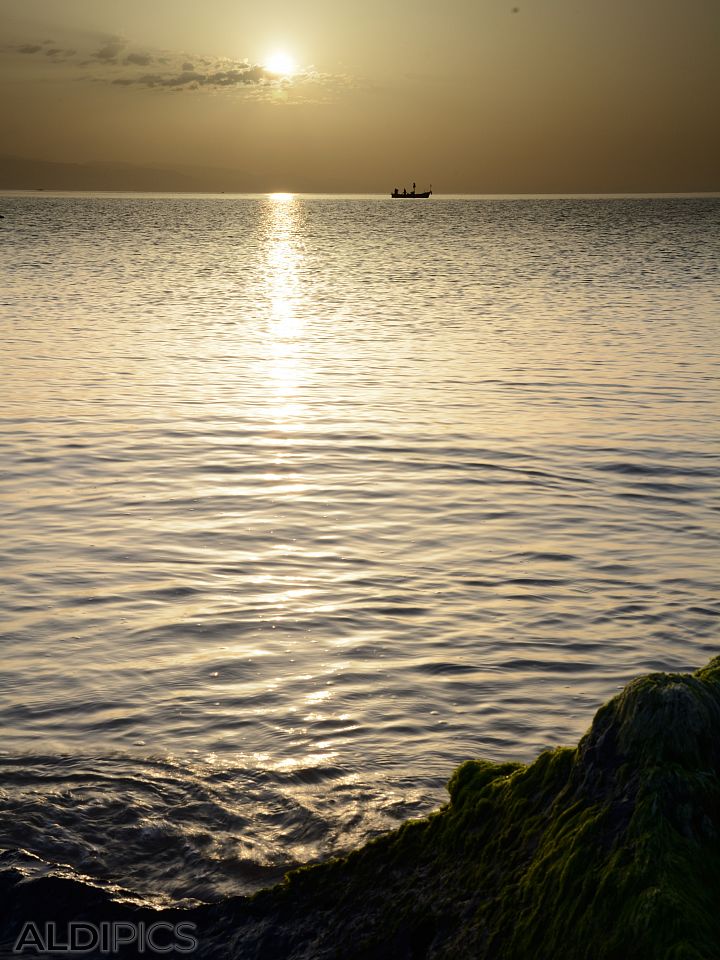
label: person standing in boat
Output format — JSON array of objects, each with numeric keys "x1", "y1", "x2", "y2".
[{"x1": 412, "y1": 182, "x2": 416, "y2": 195}]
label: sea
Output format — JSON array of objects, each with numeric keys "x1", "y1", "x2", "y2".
[{"x1": 0, "y1": 193, "x2": 718, "y2": 912}]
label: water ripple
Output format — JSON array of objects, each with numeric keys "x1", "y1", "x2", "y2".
[{"x1": 0, "y1": 193, "x2": 718, "y2": 904}]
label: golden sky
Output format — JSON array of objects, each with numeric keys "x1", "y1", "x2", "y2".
[{"x1": 1, "y1": 0, "x2": 718, "y2": 192}]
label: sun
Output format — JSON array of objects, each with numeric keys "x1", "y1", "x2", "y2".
[{"x1": 264, "y1": 51, "x2": 296, "y2": 76}]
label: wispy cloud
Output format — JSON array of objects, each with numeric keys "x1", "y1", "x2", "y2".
[
  {"x1": 12, "y1": 39, "x2": 76, "y2": 62},
  {"x1": 5, "y1": 34, "x2": 348, "y2": 101},
  {"x1": 112, "y1": 63, "x2": 273, "y2": 90},
  {"x1": 93, "y1": 38, "x2": 126, "y2": 62},
  {"x1": 124, "y1": 52, "x2": 154, "y2": 67}
]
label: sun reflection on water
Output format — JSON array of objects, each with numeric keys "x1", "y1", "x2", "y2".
[
  {"x1": 262, "y1": 193, "x2": 308, "y2": 428},
  {"x1": 266, "y1": 193, "x2": 302, "y2": 338}
]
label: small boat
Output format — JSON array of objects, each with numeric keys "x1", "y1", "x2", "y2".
[{"x1": 391, "y1": 183, "x2": 432, "y2": 199}]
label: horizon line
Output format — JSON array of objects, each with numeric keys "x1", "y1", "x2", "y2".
[{"x1": 2, "y1": 189, "x2": 719, "y2": 200}]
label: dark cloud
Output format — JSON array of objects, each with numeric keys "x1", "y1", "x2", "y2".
[
  {"x1": 17, "y1": 44, "x2": 43, "y2": 54},
  {"x1": 182, "y1": 61, "x2": 194, "y2": 71},
  {"x1": 113, "y1": 65, "x2": 271, "y2": 89},
  {"x1": 45, "y1": 49, "x2": 63, "y2": 57},
  {"x1": 124, "y1": 52, "x2": 153, "y2": 66},
  {"x1": 112, "y1": 69, "x2": 200, "y2": 88}
]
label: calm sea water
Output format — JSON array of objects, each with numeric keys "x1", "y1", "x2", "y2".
[{"x1": 0, "y1": 193, "x2": 718, "y2": 906}]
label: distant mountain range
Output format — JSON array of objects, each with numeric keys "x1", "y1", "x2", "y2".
[
  {"x1": 0, "y1": 155, "x2": 269, "y2": 193},
  {"x1": 2, "y1": 154, "x2": 717, "y2": 196}
]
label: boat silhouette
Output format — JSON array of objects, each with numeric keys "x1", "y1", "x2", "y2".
[{"x1": 391, "y1": 182, "x2": 432, "y2": 199}]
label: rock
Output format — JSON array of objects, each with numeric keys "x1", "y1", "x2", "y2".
[{"x1": 207, "y1": 655, "x2": 720, "y2": 958}]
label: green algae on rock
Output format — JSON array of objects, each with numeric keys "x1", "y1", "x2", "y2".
[{"x1": 213, "y1": 655, "x2": 720, "y2": 959}]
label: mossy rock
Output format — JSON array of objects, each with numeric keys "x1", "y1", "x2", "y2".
[{"x1": 212, "y1": 656, "x2": 720, "y2": 959}]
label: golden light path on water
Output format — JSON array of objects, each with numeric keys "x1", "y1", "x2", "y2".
[
  {"x1": 266, "y1": 192, "x2": 306, "y2": 419},
  {"x1": 252, "y1": 193, "x2": 345, "y2": 772}
]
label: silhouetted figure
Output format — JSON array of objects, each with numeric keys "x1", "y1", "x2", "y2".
[
  {"x1": 403, "y1": 187, "x2": 407, "y2": 195},
  {"x1": 412, "y1": 182, "x2": 416, "y2": 195}
]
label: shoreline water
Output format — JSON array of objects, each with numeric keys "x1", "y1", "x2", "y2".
[{"x1": 2, "y1": 654, "x2": 718, "y2": 958}]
